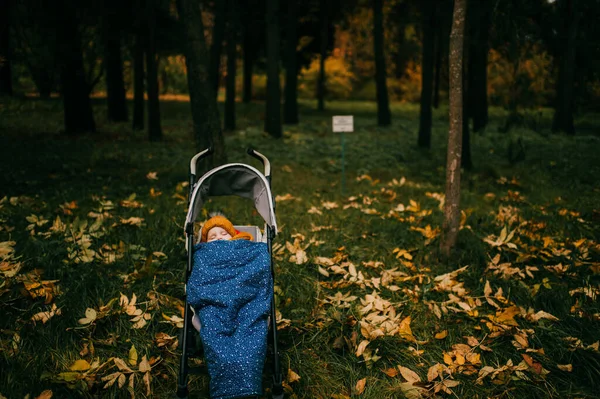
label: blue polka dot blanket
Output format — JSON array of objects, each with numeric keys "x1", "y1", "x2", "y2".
[{"x1": 187, "y1": 239, "x2": 273, "y2": 399}]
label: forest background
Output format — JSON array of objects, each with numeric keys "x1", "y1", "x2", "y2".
[{"x1": 1, "y1": 0, "x2": 600, "y2": 399}]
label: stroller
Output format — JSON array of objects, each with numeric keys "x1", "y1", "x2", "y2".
[{"x1": 177, "y1": 147, "x2": 284, "y2": 399}]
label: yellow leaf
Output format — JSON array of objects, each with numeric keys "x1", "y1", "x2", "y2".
[
  {"x1": 484, "y1": 280, "x2": 492, "y2": 297},
  {"x1": 381, "y1": 367, "x2": 399, "y2": 377},
  {"x1": 435, "y1": 330, "x2": 448, "y2": 340},
  {"x1": 355, "y1": 378, "x2": 366, "y2": 395},
  {"x1": 35, "y1": 390, "x2": 53, "y2": 399},
  {"x1": 143, "y1": 371, "x2": 152, "y2": 395},
  {"x1": 139, "y1": 355, "x2": 151, "y2": 373},
  {"x1": 466, "y1": 352, "x2": 481, "y2": 365},
  {"x1": 455, "y1": 353, "x2": 465, "y2": 365},
  {"x1": 118, "y1": 372, "x2": 126, "y2": 388},
  {"x1": 427, "y1": 363, "x2": 441, "y2": 381},
  {"x1": 78, "y1": 308, "x2": 97, "y2": 325},
  {"x1": 101, "y1": 372, "x2": 121, "y2": 388},
  {"x1": 557, "y1": 364, "x2": 572, "y2": 372},
  {"x1": 398, "y1": 366, "x2": 421, "y2": 383},
  {"x1": 443, "y1": 352, "x2": 453, "y2": 365},
  {"x1": 356, "y1": 340, "x2": 370, "y2": 357},
  {"x1": 287, "y1": 369, "x2": 301, "y2": 384},
  {"x1": 129, "y1": 345, "x2": 138, "y2": 366},
  {"x1": 69, "y1": 359, "x2": 91, "y2": 371},
  {"x1": 113, "y1": 357, "x2": 133, "y2": 372},
  {"x1": 56, "y1": 372, "x2": 81, "y2": 382},
  {"x1": 398, "y1": 382, "x2": 426, "y2": 399},
  {"x1": 398, "y1": 316, "x2": 415, "y2": 342}
]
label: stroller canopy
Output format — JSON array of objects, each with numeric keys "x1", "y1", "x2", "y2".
[{"x1": 185, "y1": 163, "x2": 277, "y2": 234}]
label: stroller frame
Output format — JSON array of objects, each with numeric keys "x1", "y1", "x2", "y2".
[{"x1": 176, "y1": 147, "x2": 284, "y2": 399}]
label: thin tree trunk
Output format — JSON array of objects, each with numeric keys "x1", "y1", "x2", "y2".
[
  {"x1": 418, "y1": 0, "x2": 435, "y2": 146},
  {"x1": 177, "y1": 0, "x2": 226, "y2": 168},
  {"x1": 440, "y1": 0, "x2": 466, "y2": 257},
  {"x1": 56, "y1": 0, "x2": 95, "y2": 134},
  {"x1": 132, "y1": 26, "x2": 145, "y2": 130},
  {"x1": 374, "y1": 0, "x2": 391, "y2": 126},
  {"x1": 103, "y1": 4, "x2": 128, "y2": 122},
  {"x1": 264, "y1": 0, "x2": 282, "y2": 137},
  {"x1": 224, "y1": 0, "x2": 237, "y2": 131},
  {"x1": 146, "y1": 0, "x2": 162, "y2": 141},
  {"x1": 0, "y1": 0, "x2": 13, "y2": 96},
  {"x1": 210, "y1": 0, "x2": 227, "y2": 98},
  {"x1": 552, "y1": 0, "x2": 578, "y2": 135},
  {"x1": 467, "y1": 0, "x2": 490, "y2": 132},
  {"x1": 317, "y1": 0, "x2": 327, "y2": 112},
  {"x1": 242, "y1": 31, "x2": 254, "y2": 103},
  {"x1": 283, "y1": 0, "x2": 299, "y2": 124},
  {"x1": 433, "y1": 21, "x2": 442, "y2": 109}
]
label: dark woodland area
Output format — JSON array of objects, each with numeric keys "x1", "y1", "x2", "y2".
[{"x1": 1, "y1": 0, "x2": 599, "y2": 398}]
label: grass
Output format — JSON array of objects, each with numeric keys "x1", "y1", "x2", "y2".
[{"x1": 0, "y1": 95, "x2": 599, "y2": 399}]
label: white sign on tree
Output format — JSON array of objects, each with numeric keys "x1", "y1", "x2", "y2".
[{"x1": 332, "y1": 116, "x2": 354, "y2": 132}]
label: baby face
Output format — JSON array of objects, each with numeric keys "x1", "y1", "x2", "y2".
[{"x1": 206, "y1": 226, "x2": 232, "y2": 242}]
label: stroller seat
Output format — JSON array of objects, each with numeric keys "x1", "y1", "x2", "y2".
[{"x1": 177, "y1": 148, "x2": 284, "y2": 399}]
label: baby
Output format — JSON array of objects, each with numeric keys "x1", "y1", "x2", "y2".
[{"x1": 199, "y1": 214, "x2": 253, "y2": 243}]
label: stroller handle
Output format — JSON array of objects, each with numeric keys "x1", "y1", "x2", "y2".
[
  {"x1": 247, "y1": 147, "x2": 271, "y2": 177},
  {"x1": 190, "y1": 147, "x2": 214, "y2": 176}
]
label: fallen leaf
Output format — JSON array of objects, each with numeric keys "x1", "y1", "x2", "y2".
[
  {"x1": 521, "y1": 354, "x2": 543, "y2": 374},
  {"x1": 287, "y1": 369, "x2": 301, "y2": 384},
  {"x1": 381, "y1": 367, "x2": 399, "y2": 377},
  {"x1": 139, "y1": 355, "x2": 151, "y2": 372},
  {"x1": 355, "y1": 378, "x2": 366, "y2": 395},
  {"x1": 398, "y1": 366, "x2": 421, "y2": 383},
  {"x1": 129, "y1": 345, "x2": 138, "y2": 366},
  {"x1": 557, "y1": 364, "x2": 572, "y2": 372},
  {"x1": 35, "y1": 390, "x2": 53, "y2": 399},
  {"x1": 69, "y1": 359, "x2": 90, "y2": 371},
  {"x1": 435, "y1": 330, "x2": 448, "y2": 340},
  {"x1": 78, "y1": 308, "x2": 97, "y2": 325}
]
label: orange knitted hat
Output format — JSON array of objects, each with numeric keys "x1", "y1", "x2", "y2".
[{"x1": 200, "y1": 215, "x2": 253, "y2": 242}]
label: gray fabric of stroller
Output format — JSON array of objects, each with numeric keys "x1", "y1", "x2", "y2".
[{"x1": 185, "y1": 163, "x2": 277, "y2": 234}]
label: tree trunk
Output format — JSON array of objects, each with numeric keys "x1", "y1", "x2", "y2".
[
  {"x1": 393, "y1": 2, "x2": 409, "y2": 80},
  {"x1": 241, "y1": 0, "x2": 257, "y2": 104},
  {"x1": 56, "y1": 0, "x2": 95, "y2": 134},
  {"x1": 264, "y1": 0, "x2": 282, "y2": 137},
  {"x1": 467, "y1": 0, "x2": 490, "y2": 132},
  {"x1": 418, "y1": 0, "x2": 435, "y2": 146},
  {"x1": 283, "y1": 0, "x2": 299, "y2": 124},
  {"x1": 317, "y1": 0, "x2": 327, "y2": 112},
  {"x1": 552, "y1": 0, "x2": 578, "y2": 135},
  {"x1": 433, "y1": 21, "x2": 442, "y2": 109},
  {"x1": 242, "y1": 29, "x2": 254, "y2": 103},
  {"x1": 374, "y1": 0, "x2": 391, "y2": 126},
  {"x1": 0, "y1": 0, "x2": 13, "y2": 96},
  {"x1": 177, "y1": 0, "x2": 226, "y2": 168},
  {"x1": 146, "y1": 0, "x2": 162, "y2": 141},
  {"x1": 103, "y1": 3, "x2": 128, "y2": 122},
  {"x1": 132, "y1": 25, "x2": 145, "y2": 130},
  {"x1": 440, "y1": 0, "x2": 466, "y2": 257},
  {"x1": 210, "y1": 0, "x2": 227, "y2": 98},
  {"x1": 224, "y1": 0, "x2": 237, "y2": 131}
]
